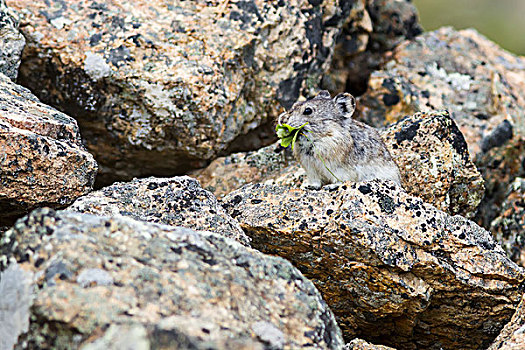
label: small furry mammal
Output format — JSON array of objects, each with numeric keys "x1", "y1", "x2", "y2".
[{"x1": 278, "y1": 90, "x2": 402, "y2": 189}]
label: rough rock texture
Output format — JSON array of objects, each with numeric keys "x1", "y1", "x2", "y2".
[
  {"x1": 1, "y1": 208, "x2": 344, "y2": 349},
  {"x1": 0, "y1": 262, "x2": 34, "y2": 350},
  {"x1": 193, "y1": 142, "x2": 295, "y2": 199},
  {"x1": 8, "y1": 0, "x2": 356, "y2": 185},
  {"x1": 324, "y1": 0, "x2": 422, "y2": 95},
  {"x1": 68, "y1": 176, "x2": 250, "y2": 246},
  {"x1": 345, "y1": 339, "x2": 396, "y2": 350},
  {"x1": 383, "y1": 110, "x2": 484, "y2": 218},
  {"x1": 0, "y1": 0, "x2": 25, "y2": 80},
  {"x1": 475, "y1": 137, "x2": 525, "y2": 229},
  {"x1": 0, "y1": 72, "x2": 97, "y2": 225},
  {"x1": 222, "y1": 180, "x2": 524, "y2": 349},
  {"x1": 196, "y1": 111, "x2": 484, "y2": 217},
  {"x1": 357, "y1": 27, "x2": 525, "y2": 160},
  {"x1": 488, "y1": 294, "x2": 525, "y2": 350},
  {"x1": 490, "y1": 177, "x2": 525, "y2": 267}
]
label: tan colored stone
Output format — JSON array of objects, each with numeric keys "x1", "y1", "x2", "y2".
[
  {"x1": 0, "y1": 72, "x2": 97, "y2": 225},
  {"x1": 222, "y1": 180, "x2": 524, "y2": 349},
  {"x1": 488, "y1": 294, "x2": 525, "y2": 350}
]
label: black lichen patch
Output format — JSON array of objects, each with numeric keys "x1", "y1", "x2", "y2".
[
  {"x1": 358, "y1": 184, "x2": 372, "y2": 195},
  {"x1": 377, "y1": 193, "x2": 395, "y2": 214},
  {"x1": 394, "y1": 121, "x2": 420, "y2": 144},
  {"x1": 382, "y1": 93, "x2": 400, "y2": 106}
]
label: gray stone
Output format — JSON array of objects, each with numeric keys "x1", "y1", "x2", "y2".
[
  {"x1": 0, "y1": 0, "x2": 24, "y2": 80},
  {"x1": 1, "y1": 208, "x2": 344, "y2": 349}
]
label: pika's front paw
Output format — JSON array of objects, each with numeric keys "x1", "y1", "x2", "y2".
[{"x1": 301, "y1": 180, "x2": 322, "y2": 190}]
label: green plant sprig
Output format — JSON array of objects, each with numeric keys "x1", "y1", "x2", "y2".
[{"x1": 275, "y1": 122, "x2": 342, "y2": 182}]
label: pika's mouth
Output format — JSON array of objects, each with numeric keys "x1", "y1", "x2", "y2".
[{"x1": 275, "y1": 122, "x2": 309, "y2": 149}]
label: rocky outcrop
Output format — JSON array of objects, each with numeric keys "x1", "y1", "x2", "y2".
[
  {"x1": 383, "y1": 110, "x2": 484, "y2": 218},
  {"x1": 0, "y1": 0, "x2": 24, "y2": 80},
  {"x1": 490, "y1": 177, "x2": 525, "y2": 266},
  {"x1": 8, "y1": 0, "x2": 357, "y2": 185},
  {"x1": 325, "y1": 0, "x2": 422, "y2": 95},
  {"x1": 196, "y1": 110, "x2": 484, "y2": 217},
  {"x1": 357, "y1": 27, "x2": 525, "y2": 160},
  {"x1": 1, "y1": 208, "x2": 344, "y2": 349},
  {"x1": 0, "y1": 72, "x2": 97, "y2": 225},
  {"x1": 222, "y1": 180, "x2": 524, "y2": 349},
  {"x1": 68, "y1": 176, "x2": 250, "y2": 245},
  {"x1": 488, "y1": 294, "x2": 525, "y2": 350}
]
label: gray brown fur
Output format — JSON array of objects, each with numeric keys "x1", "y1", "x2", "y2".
[{"x1": 278, "y1": 90, "x2": 402, "y2": 189}]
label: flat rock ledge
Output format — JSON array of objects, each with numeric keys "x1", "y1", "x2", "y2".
[
  {"x1": 68, "y1": 176, "x2": 250, "y2": 246},
  {"x1": 0, "y1": 72, "x2": 97, "y2": 225},
  {"x1": 0, "y1": 208, "x2": 344, "y2": 349},
  {"x1": 222, "y1": 180, "x2": 524, "y2": 349}
]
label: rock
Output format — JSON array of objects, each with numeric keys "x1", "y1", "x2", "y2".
[
  {"x1": 193, "y1": 142, "x2": 296, "y2": 199},
  {"x1": 8, "y1": 0, "x2": 354, "y2": 185},
  {"x1": 68, "y1": 176, "x2": 250, "y2": 246},
  {"x1": 222, "y1": 180, "x2": 524, "y2": 349},
  {"x1": 0, "y1": 72, "x2": 97, "y2": 226},
  {"x1": 0, "y1": 0, "x2": 25, "y2": 80},
  {"x1": 487, "y1": 294, "x2": 525, "y2": 350},
  {"x1": 0, "y1": 208, "x2": 344, "y2": 349},
  {"x1": 345, "y1": 338, "x2": 396, "y2": 350},
  {"x1": 324, "y1": 0, "x2": 422, "y2": 95},
  {"x1": 0, "y1": 262, "x2": 34, "y2": 350},
  {"x1": 357, "y1": 27, "x2": 525, "y2": 160},
  {"x1": 195, "y1": 110, "x2": 484, "y2": 217},
  {"x1": 383, "y1": 110, "x2": 484, "y2": 218},
  {"x1": 474, "y1": 137, "x2": 525, "y2": 229},
  {"x1": 490, "y1": 177, "x2": 525, "y2": 266}
]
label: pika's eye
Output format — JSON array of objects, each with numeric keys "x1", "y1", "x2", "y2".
[{"x1": 303, "y1": 107, "x2": 313, "y2": 115}]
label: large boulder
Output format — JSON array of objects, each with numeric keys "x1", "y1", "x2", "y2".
[
  {"x1": 0, "y1": 208, "x2": 344, "y2": 349},
  {"x1": 357, "y1": 27, "x2": 525, "y2": 160},
  {"x1": 68, "y1": 176, "x2": 250, "y2": 246},
  {"x1": 0, "y1": 0, "x2": 25, "y2": 80},
  {"x1": 8, "y1": 0, "x2": 357, "y2": 185},
  {"x1": 196, "y1": 110, "x2": 484, "y2": 217},
  {"x1": 222, "y1": 180, "x2": 524, "y2": 349},
  {"x1": 0, "y1": 72, "x2": 97, "y2": 225}
]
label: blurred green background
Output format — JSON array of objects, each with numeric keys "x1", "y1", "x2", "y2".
[{"x1": 413, "y1": 0, "x2": 525, "y2": 55}]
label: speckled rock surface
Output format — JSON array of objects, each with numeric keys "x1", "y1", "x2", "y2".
[
  {"x1": 324, "y1": 0, "x2": 422, "y2": 95},
  {"x1": 475, "y1": 137, "x2": 525, "y2": 229},
  {"x1": 487, "y1": 294, "x2": 525, "y2": 350},
  {"x1": 193, "y1": 142, "x2": 295, "y2": 199},
  {"x1": 68, "y1": 176, "x2": 249, "y2": 246},
  {"x1": 345, "y1": 338, "x2": 396, "y2": 350},
  {"x1": 357, "y1": 27, "x2": 525, "y2": 159},
  {"x1": 8, "y1": 0, "x2": 354, "y2": 185},
  {"x1": 196, "y1": 110, "x2": 484, "y2": 217},
  {"x1": 383, "y1": 110, "x2": 484, "y2": 218},
  {"x1": 0, "y1": 72, "x2": 97, "y2": 225},
  {"x1": 1, "y1": 208, "x2": 344, "y2": 349},
  {"x1": 222, "y1": 180, "x2": 524, "y2": 349},
  {"x1": 490, "y1": 178, "x2": 525, "y2": 267},
  {"x1": 0, "y1": 0, "x2": 24, "y2": 80}
]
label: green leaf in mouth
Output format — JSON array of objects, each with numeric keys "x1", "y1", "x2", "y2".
[{"x1": 275, "y1": 122, "x2": 309, "y2": 150}]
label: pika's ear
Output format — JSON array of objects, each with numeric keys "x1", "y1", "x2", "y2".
[
  {"x1": 315, "y1": 90, "x2": 331, "y2": 99},
  {"x1": 334, "y1": 93, "x2": 356, "y2": 116}
]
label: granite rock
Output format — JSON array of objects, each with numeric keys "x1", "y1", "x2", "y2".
[
  {"x1": 68, "y1": 176, "x2": 249, "y2": 246},
  {"x1": 1, "y1": 208, "x2": 344, "y2": 349},
  {"x1": 487, "y1": 294, "x2": 525, "y2": 350},
  {"x1": 324, "y1": 0, "x2": 422, "y2": 95},
  {"x1": 0, "y1": 72, "x2": 97, "y2": 225},
  {"x1": 357, "y1": 27, "x2": 525, "y2": 160},
  {"x1": 0, "y1": 0, "x2": 25, "y2": 80},
  {"x1": 222, "y1": 180, "x2": 524, "y2": 349},
  {"x1": 490, "y1": 177, "x2": 525, "y2": 266},
  {"x1": 8, "y1": 0, "x2": 354, "y2": 185},
  {"x1": 383, "y1": 110, "x2": 484, "y2": 218}
]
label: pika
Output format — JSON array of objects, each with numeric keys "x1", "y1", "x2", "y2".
[{"x1": 278, "y1": 90, "x2": 402, "y2": 189}]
